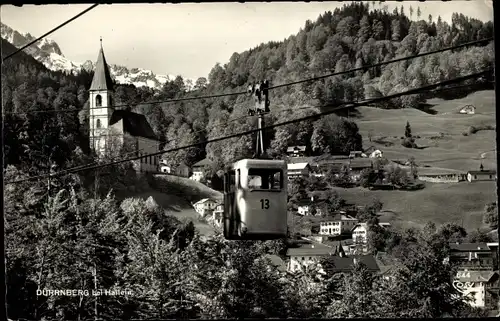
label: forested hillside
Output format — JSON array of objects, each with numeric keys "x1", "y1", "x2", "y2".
[{"x1": 130, "y1": 2, "x2": 493, "y2": 171}]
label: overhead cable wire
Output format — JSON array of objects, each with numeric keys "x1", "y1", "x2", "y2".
[
  {"x1": 2, "y1": 37, "x2": 493, "y2": 116},
  {"x1": 7, "y1": 76, "x2": 490, "y2": 175},
  {"x1": 1, "y1": 4, "x2": 99, "y2": 62},
  {"x1": 5, "y1": 69, "x2": 490, "y2": 185}
]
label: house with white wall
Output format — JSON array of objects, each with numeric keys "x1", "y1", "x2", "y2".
[
  {"x1": 287, "y1": 162, "x2": 311, "y2": 179},
  {"x1": 452, "y1": 270, "x2": 500, "y2": 308},
  {"x1": 190, "y1": 158, "x2": 211, "y2": 181},
  {"x1": 286, "y1": 243, "x2": 333, "y2": 273},
  {"x1": 211, "y1": 203, "x2": 224, "y2": 228},
  {"x1": 193, "y1": 198, "x2": 218, "y2": 216},
  {"x1": 319, "y1": 214, "x2": 358, "y2": 236}
]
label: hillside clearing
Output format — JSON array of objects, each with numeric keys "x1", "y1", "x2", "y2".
[
  {"x1": 331, "y1": 181, "x2": 496, "y2": 230},
  {"x1": 356, "y1": 90, "x2": 497, "y2": 172},
  {"x1": 115, "y1": 175, "x2": 223, "y2": 237},
  {"x1": 152, "y1": 174, "x2": 223, "y2": 202}
]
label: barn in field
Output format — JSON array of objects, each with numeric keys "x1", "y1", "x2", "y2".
[
  {"x1": 459, "y1": 104, "x2": 476, "y2": 115},
  {"x1": 417, "y1": 167, "x2": 467, "y2": 183}
]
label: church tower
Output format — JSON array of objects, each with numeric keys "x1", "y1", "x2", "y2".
[{"x1": 89, "y1": 38, "x2": 114, "y2": 155}]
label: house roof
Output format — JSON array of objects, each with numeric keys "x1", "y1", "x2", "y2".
[
  {"x1": 288, "y1": 163, "x2": 310, "y2": 170},
  {"x1": 418, "y1": 167, "x2": 466, "y2": 176},
  {"x1": 449, "y1": 242, "x2": 491, "y2": 252},
  {"x1": 364, "y1": 146, "x2": 378, "y2": 154},
  {"x1": 286, "y1": 243, "x2": 333, "y2": 256},
  {"x1": 325, "y1": 255, "x2": 380, "y2": 273},
  {"x1": 287, "y1": 146, "x2": 306, "y2": 152},
  {"x1": 352, "y1": 222, "x2": 368, "y2": 230},
  {"x1": 468, "y1": 170, "x2": 497, "y2": 175},
  {"x1": 193, "y1": 158, "x2": 211, "y2": 168},
  {"x1": 193, "y1": 198, "x2": 217, "y2": 205},
  {"x1": 287, "y1": 156, "x2": 316, "y2": 165},
  {"x1": 89, "y1": 44, "x2": 114, "y2": 91},
  {"x1": 455, "y1": 271, "x2": 498, "y2": 283},
  {"x1": 321, "y1": 214, "x2": 358, "y2": 223},
  {"x1": 315, "y1": 154, "x2": 350, "y2": 162},
  {"x1": 317, "y1": 159, "x2": 350, "y2": 166},
  {"x1": 350, "y1": 158, "x2": 373, "y2": 169},
  {"x1": 109, "y1": 110, "x2": 158, "y2": 140},
  {"x1": 264, "y1": 254, "x2": 287, "y2": 272}
]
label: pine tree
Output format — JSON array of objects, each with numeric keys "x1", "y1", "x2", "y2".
[{"x1": 404, "y1": 121, "x2": 412, "y2": 138}]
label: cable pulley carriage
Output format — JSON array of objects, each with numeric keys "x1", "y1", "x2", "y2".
[{"x1": 223, "y1": 80, "x2": 288, "y2": 240}]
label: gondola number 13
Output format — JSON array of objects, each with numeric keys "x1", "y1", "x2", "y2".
[{"x1": 260, "y1": 199, "x2": 270, "y2": 209}]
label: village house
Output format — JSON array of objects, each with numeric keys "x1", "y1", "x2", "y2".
[
  {"x1": 351, "y1": 222, "x2": 392, "y2": 253},
  {"x1": 286, "y1": 243, "x2": 332, "y2": 272},
  {"x1": 306, "y1": 236, "x2": 351, "y2": 253},
  {"x1": 287, "y1": 162, "x2": 311, "y2": 179},
  {"x1": 159, "y1": 159, "x2": 172, "y2": 174},
  {"x1": 452, "y1": 270, "x2": 500, "y2": 309},
  {"x1": 192, "y1": 198, "x2": 218, "y2": 216},
  {"x1": 467, "y1": 169, "x2": 497, "y2": 182},
  {"x1": 297, "y1": 202, "x2": 323, "y2": 216},
  {"x1": 319, "y1": 214, "x2": 359, "y2": 236},
  {"x1": 417, "y1": 167, "x2": 467, "y2": 183},
  {"x1": 296, "y1": 195, "x2": 326, "y2": 216},
  {"x1": 160, "y1": 161, "x2": 191, "y2": 177},
  {"x1": 88, "y1": 41, "x2": 159, "y2": 172},
  {"x1": 349, "y1": 150, "x2": 365, "y2": 158},
  {"x1": 448, "y1": 242, "x2": 499, "y2": 271},
  {"x1": 316, "y1": 158, "x2": 350, "y2": 174},
  {"x1": 211, "y1": 203, "x2": 224, "y2": 228},
  {"x1": 364, "y1": 146, "x2": 383, "y2": 158},
  {"x1": 263, "y1": 254, "x2": 287, "y2": 274},
  {"x1": 190, "y1": 158, "x2": 211, "y2": 182},
  {"x1": 459, "y1": 104, "x2": 476, "y2": 115},
  {"x1": 448, "y1": 242, "x2": 499, "y2": 310},
  {"x1": 349, "y1": 158, "x2": 373, "y2": 181},
  {"x1": 287, "y1": 145, "x2": 307, "y2": 157},
  {"x1": 320, "y1": 255, "x2": 381, "y2": 275}
]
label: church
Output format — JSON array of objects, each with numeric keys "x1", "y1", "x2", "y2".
[{"x1": 88, "y1": 40, "x2": 159, "y2": 172}]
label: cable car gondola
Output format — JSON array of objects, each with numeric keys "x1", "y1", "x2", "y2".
[
  {"x1": 223, "y1": 80, "x2": 288, "y2": 240},
  {"x1": 223, "y1": 158, "x2": 287, "y2": 240}
]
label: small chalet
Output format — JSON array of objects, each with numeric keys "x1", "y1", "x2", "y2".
[
  {"x1": 459, "y1": 104, "x2": 476, "y2": 115},
  {"x1": 287, "y1": 162, "x2": 311, "y2": 179},
  {"x1": 448, "y1": 242, "x2": 498, "y2": 271},
  {"x1": 193, "y1": 198, "x2": 218, "y2": 216},
  {"x1": 349, "y1": 158, "x2": 373, "y2": 180},
  {"x1": 287, "y1": 145, "x2": 307, "y2": 157},
  {"x1": 190, "y1": 158, "x2": 211, "y2": 181}
]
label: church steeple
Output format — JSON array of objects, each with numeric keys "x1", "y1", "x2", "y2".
[
  {"x1": 89, "y1": 38, "x2": 114, "y2": 156},
  {"x1": 89, "y1": 38, "x2": 114, "y2": 91}
]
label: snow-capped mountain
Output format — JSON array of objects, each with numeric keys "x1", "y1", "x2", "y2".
[{"x1": 1, "y1": 22, "x2": 195, "y2": 90}]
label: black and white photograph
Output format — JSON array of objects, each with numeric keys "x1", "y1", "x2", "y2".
[{"x1": 2, "y1": 1, "x2": 498, "y2": 319}]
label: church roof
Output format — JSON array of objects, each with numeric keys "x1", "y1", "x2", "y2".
[
  {"x1": 90, "y1": 43, "x2": 114, "y2": 91},
  {"x1": 109, "y1": 110, "x2": 158, "y2": 141}
]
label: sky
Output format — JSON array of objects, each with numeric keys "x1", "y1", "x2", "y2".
[{"x1": 1, "y1": 1, "x2": 494, "y2": 80}]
